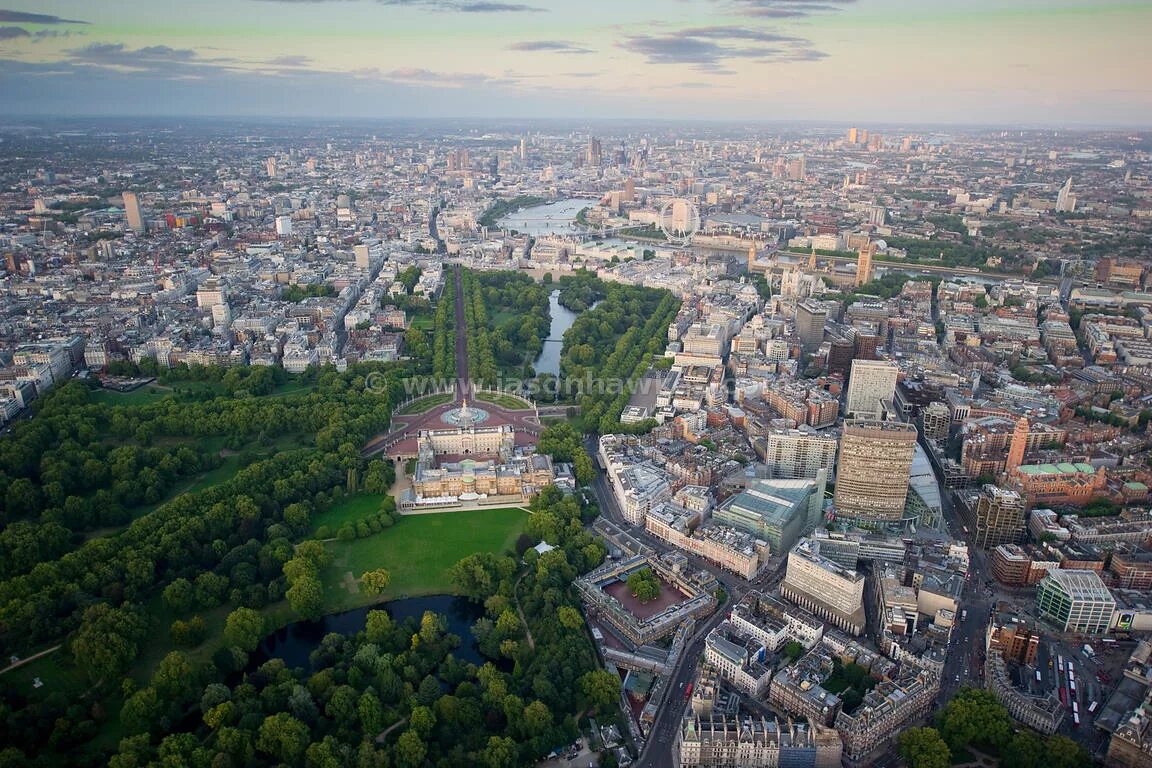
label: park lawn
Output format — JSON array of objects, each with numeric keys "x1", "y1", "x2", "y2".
[
  {"x1": 311, "y1": 493, "x2": 389, "y2": 533},
  {"x1": 320, "y1": 507, "x2": 529, "y2": 610},
  {"x1": 397, "y1": 392, "x2": 454, "y2": 415},
  {"x1": 476, "y1": 391, "x2": 532, "y2": 410},
  {"x1": 88, "y1": 383, "x2": 170, "y2": 406}
]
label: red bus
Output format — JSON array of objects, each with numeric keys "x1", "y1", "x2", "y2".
[{"x1": 684, "y1": 683, "x2": 693, "y2": 700}]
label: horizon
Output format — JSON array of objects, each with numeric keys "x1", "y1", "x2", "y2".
[{"x1": 0, "y1": 0, "x2": 1150, "y2": 125}]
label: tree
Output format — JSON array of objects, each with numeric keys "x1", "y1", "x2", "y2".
[
  {"x1": 782, "y1": 641, "x2": 804, "y2": 662},
  {"x1": 224, "y1": 607, "x2": 266, "y2": 653},
  {"x1": 287, "y1": 574, "x2": 324, "y2": 620},
  {"x1": 409, "y1": 705, "x2": 435, "y2": 738},
  {"x1": 69, "y1": 603, "x2": 148, "y2": 683},
  {"x1": 579, "y1": 670, "x2": 621, "y2": 710},
  {"x1": 120, "y1": 687, "x2": 162, "y2": 735},
  {"x1": 626, "y1": 568, "x2": 661, "y2": 603},
  {"x1": 152, "y1": 651, "x2": 194, "y2": 700},
  {"x1": 256, "y1": 713, "x2": 310, "y2": 764},
  {"x1": 482, "y1": 736, "x2": 517, "y2": 768},
  {"x1": 936, "y1": 688, "x2": 1012, "y2": 752},
  {"x1": 365, "y1": 610, "x2": 393, "y2": 644},
  {"x1": 360, "y1": 569, "x2": 391, "y2": 595},
  {"x1": 557, "y1": 605, "x2": 584, "y2": 630},
  {"x1": 898, "y1": 727, "x2": 951, "y2": 768},
  {"x1": 1044, "y1": 735, "x2": 1092, "y2": 768},
  {"x1": 1002, "y1": 731, "x2": 1045, "y2": 768},
  {"x1": 358, "y1": 691, "x2": 386, "y2": 735},
  {"x1": 394, "y1": 730, "x2": 426, "y2": 768}
]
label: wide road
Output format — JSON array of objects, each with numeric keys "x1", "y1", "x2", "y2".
[{"x1": 453, "y1": 265, "x2": 471, "y2": 400}]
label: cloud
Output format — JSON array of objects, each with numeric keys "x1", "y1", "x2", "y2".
[
  {"x1": 507, "y1": 40, "x2": 592, "y2": 54},
  {"x1": 69, "y1": 43, "x2": 201, "y2": 67},
  {"x1": 0, "y1": 9, "x2": 87, "y2": 24},
  {"x1": 250, "y1": 0, "x2": 543, "y2": 10},
  {"x1": 619, "y1": 26, "x2": 823, "y2": 71},
  {"x1": 382, "y1": 66, "x2": 512, "y2": 87},
  {"x1": 0, "y1": 25, "x2": 29, "y2": 39},
  {"x1": 724, "y1": 0, "x2": 855, "y2": 18},
  {"x1": 267, "y1": 54, "x2": 311, "y2": 67}
]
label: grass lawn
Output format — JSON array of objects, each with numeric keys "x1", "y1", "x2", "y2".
[
  {"x1": 311, "y1": 493, "x2": 389, "y2": 533},
  {"x1": 410, "y1": 315, "x2": 435, "y2": 330},
  {"x1": 89, "y1": 384, "x2": 170, "y2": 406},
  {"x1": 320, "y1": 507, "x2": 529, "y2": 610},
  {"x1": 397, "y1": 392, "x2": 454, "y2": 415},
  {"x1": 476, "y1": 391, "x2": 533, "y2": 410}
]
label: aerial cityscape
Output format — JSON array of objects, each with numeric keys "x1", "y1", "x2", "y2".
[{"x1": 1, "y1": 2, "x2": 1152, "y2": 768}]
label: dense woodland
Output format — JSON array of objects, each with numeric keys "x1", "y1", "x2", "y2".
[
  {"x1": 558, "y1": 276, "x2": 680, "y2": 432},
  {"x1": 0, "y1": 333, "x2": 620, "y2": 766}
]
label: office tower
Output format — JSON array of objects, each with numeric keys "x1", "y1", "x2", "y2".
[
  {"x1": 845, "y1": 359, "x2": 897, "y2": 420},
  {"x1": 781, "y1": 537, "x2": 866, "y2": 635},
  {"x1": 716, "y1": 473, "x2": 827, "y2": 553},
  {"x1": 354, "y1": 244, "x2": 370, "y2": 269},
  {"x1": 868, "y1": 205, "x2": 887, "y2": 226},
  {"x1": 847, "y1": 127, "x2": 859, "y2": 144},
  {"x1": 1056, "y1": 177, "x2": 1076, "y2": 212},
  {"x1": 855, "y1": 242, "x2": 876, "y2": 287},
  {"x1": 920, "y1": 402, "x2": 951, "y2": 442},
  {"x1": 1035, "y1": 570, "x2": 1115, "y2": 634},
  {"x1": 795, "y1": 299, "x2": 827, "y2": 353},
  {"x1": 833, "y1": 420, "x2": 917, "y2": 523},
  {"x1": 266, "y1": 156, "x2": 277, "y2": 178},
  {"x1": 519, "y1": 137, "x2": 527, "y2": 161},
  {"x1": 624, "y1": 177, "x2": 636, "y2": 203},
  {"x1": 275, "y1": 215, "x2": 293, "y2": 237},
  {"x1": 122, "y1": 192, "x2": 145, "y2": 233},
  {"x1": 900, "y1": 136, "x2": 913, "y2": 153},
  {"x1": 970, "y1": 485, "x2": 1025, "y2": 549},
  {"x1": 787, "y1": 155, "x2": 806, "y2": 181},
  {"x1": 763, "y1": 427, "x2": 837, "y2": 480},
  {"x1": 586, "y1": 137, "x2": 602, "y2": 167},
  {"x1": 1005, "y1": 416, "x2": 1029, "y2": 474}
]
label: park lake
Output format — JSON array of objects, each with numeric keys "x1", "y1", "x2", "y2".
[{"x1": 250, "y1": 595, "x2": 486, "y2": 671}]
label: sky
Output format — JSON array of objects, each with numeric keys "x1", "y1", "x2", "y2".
[{"x1": 0, "y1": 0, "x2": 1150, "y2": 125}]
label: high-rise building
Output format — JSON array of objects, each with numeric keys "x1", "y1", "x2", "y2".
[
  {"x1": 623, "y1": 177, "x2": 636, "y2": 203},
  {"x1": 855, "y1": 242, "x2": 876, "y2": 287},
  {"x1": 275, "y1": 215, "x2": 293, "y2": 237},
  {"x1": 787, "y1": 155, "x2": 806, "y2": 181},
  {"x1": 1056, "y1": 177, "x2": 1076, "y2": 213},
  {"x1": 266, "y1": 156, "x2": 278, "y2": 178},
  {"x1": 122, "y1": 191, "x2": 145, "y2": 233},
  {"x1": 762, "y1": 427, "x2": 837, "y2": 480},
  {"x1": 969, "y1": 485, "x2": 1026, "y2": 549},
  {"x1": 868, "y1": 205, "x2": 887, "y2": 226},
  {"x1": 795, "y1": 300, "x2": 827, "y2": 354},
  {"x1": 847, "y1": 127, "x2": 859, "y2": 144},
  {"x1": 715, "y1": 473, "x2": 827, "y2": 553},
  {"x1": 921, "y1": 401, "x2": 951, "y2": 442},
  {"x1": 833, "y1": 420, "x2": 917, "y2": 523},
  {"x1": 586, "y1": 137, "x2": 602, "y2": 167},
  {"x1": 518, "y1": 137, "x2": 527, "y2": 161},
  {"x1": 1035, "y1": 569, "x2": 1115, "y2": 634},
  {"x1": 1005, "y1": 416, "x2": 1029, "y2": 475},
  {"x1": 845, "y1": 359, "x2": 897, "y2": 420},
  {"x1": 780, "y1": 537, "x2": 866, "y2": 634}
]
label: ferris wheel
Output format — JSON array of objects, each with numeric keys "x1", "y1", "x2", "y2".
[{"x1": 658, "y1": 198, "x2": 700, "y2": 246}]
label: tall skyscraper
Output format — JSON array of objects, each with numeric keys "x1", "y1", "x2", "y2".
[
  {"x1": 795, "y1": 300, "x2": 827, "y2": 354},
  {"x1": 586, "y1": 137, "x2": 602, "y2": 167},
  {"x1": 122, "y1": 191, "x2": 145, "y2": 233},
  {"x1": 266, "y1": 156, "x2": 278, "y2": 178},
  {"x1": 833, "y1": 420, "x2": 918, "y2": 523},
  {"x1": 969, "y1": 485, "x2": 1025, "y2": 549},
  {"x1": 847, "y1": 127, "x2": 859, "y2": 144},
  {"x1": 763, "y1": 427, "x2": 838, "y2": 480},
  {"x1": 519, "y1": 137, "x2": 527, "y2": 161},
  {"x1": 845, "y1": 359, "x2": 897, "y2": 420},
  {"x1": 787, "y1": 155, "x2": 806, "y2": 181},
  {"x1": 855, "y1": 242, "x2": 876, "y2": 287},
  {"x1": 1056, "y1": 177, "x2": 1076, "y2": 212},
  {"x1": 1005, "y1": 416, "x2": 1029, "y2": 475}
]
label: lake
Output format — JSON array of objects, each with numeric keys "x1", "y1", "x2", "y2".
[
  {"x1": 250, "y1": 594, "x2": 486, "y2": 671},
  {"x1": 496, "y1": 197, "x2": 594, "y2": 237},
  {"x1": 534, "y1": 289, "x2": 581, "y2": 377}
]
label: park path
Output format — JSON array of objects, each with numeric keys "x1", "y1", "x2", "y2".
[
  {"x1": 453, "y1": 265, "x2": 472, "y2": 401},
  {"x1": 0, "y1": 645, "x2": 60, "y2": 676},
  {"x1": 375, "y1": 716, "x2": 408, "y2": 744},
  {"x1": 514, "y1": 571, "x2": 537, "y2": 651}
]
